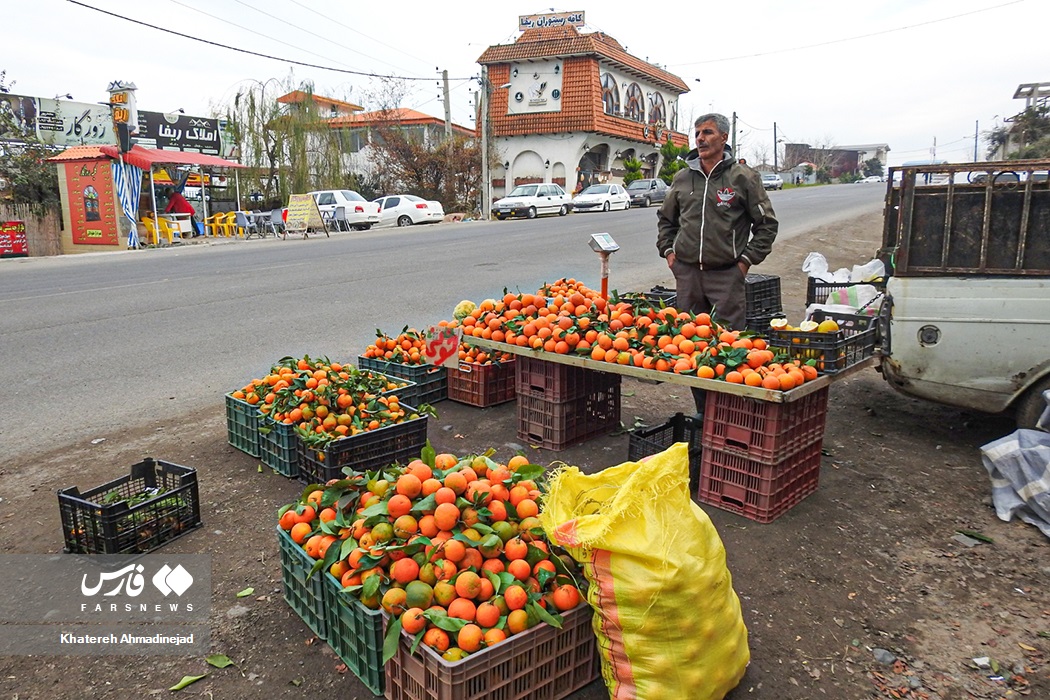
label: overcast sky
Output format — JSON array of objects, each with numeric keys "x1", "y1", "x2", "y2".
[{"x1": 4, "y1": 0, "x2": 1044, "y2": 167}]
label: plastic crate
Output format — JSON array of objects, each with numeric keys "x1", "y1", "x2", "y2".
[
  {"x1": 702, "y1": 387, "x2": 829, "y2": 462},
  {"x1": 698, "y1": 439, "x2": 823, "y2": 523},
  {"x1": 260, "y1": 418, "x2": 300, "y2": 478},
  {"x1": 517, "y1": 383, "x2": 621, "y2": 450},
  {"x1": 745, "y1": 311, "x2": 782, "y2": 333},
  {"x1": 58, "y1": 458, "x2": 202, "y2": 555},
  {"x1": 766, "y1": 310, "x2": 877, "y2": 375},
  {"x1": 324, "y1": 573, "x2": 384, "y2": 695},
  {"x1": 276, "y1": 526, "x2": 327, "y2": 640},
  {"x1": 806, "y1": 277, "x2": 888, "y2": 306},
  {"x1": 225, "y1": 393, "x2": 262, "y2": 457},
  {"x1": 745, "y1": 273, "x2": 782, "y2": 317},
  {"x1": 621, "y1": 285, "x2": 677, "y2": 308},
  {"x1": 357, "y1": 357, "x2": 447, "y2": 405},
  {"x1": 628, "y1": 413, "x2": 703, "y2": 495},
  {"x1": 515, "y1": 355, "x2": 621, "y2": 402},
  {"x1": 447, "y1": 359, "x2": 516, "y2": 407},
  {"x1": 298, "y1": 412, "x2": 429, "y2": 484},
  {"x1": 384, "y1": 602, "x2": 599, "y2": 700}
]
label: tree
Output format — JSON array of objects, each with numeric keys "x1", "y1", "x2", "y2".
[
  {"x1": 862, "y1": 158, "x2": 884, "y2": 178},
  {"x1": 0, "y1": 70, "x2": 60, "y2": 207},
  {"x1": 622, "y1": 156, "x2": 643, "y2": 185},
  {"x1": 1009, "y1": 105, "x2": 1050, "y2": 159},
  {"x1": 657, "y1": 138, "x2": 688, "y2": 184}
]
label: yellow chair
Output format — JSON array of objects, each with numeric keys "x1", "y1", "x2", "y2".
[
  {"x1": 141, "y1": 217, "x2": 175, "y2": 245},
  {"x1": 205, "y1": 212, "x2": 233, "y2": 237}
]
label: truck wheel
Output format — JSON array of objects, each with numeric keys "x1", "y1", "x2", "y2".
[
  {"x1": 526, "y1": 206, "x2": 537, "y2": 219},
  {"x1": 1014, "y1": 376, "x2": 1050, "y2": 430}
]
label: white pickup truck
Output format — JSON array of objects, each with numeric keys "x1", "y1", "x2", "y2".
[{"x1": 877, "y1": 159, "x2": 1050, "y2": 428}]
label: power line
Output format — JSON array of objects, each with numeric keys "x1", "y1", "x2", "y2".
[
  {"x1": 672, "y1": 0, "x2": 1025, "y2": 67},
  {"x1": 66, "y1": 0, "x2": 472, "y2": 82}
]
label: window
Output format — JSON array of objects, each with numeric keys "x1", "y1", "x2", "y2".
[
  {"x1": 384, "y1": 197, "x2": 400, "y2": 209},
  {"x1": 624, "y1": 83, "x2": 644, "y2": 122},
  {"x1": 551, "y1": 184, "x2": 566, "y2": 196},
  {"x1": 340, "y1": 190, "x2": 365, "y2": 202},
  {"x1": 601, "y1": 73, "x2": 620, "y2": 115},
  {"x1": 648, "y1": 92, "x2": 665, "y2": 126},
  {"x1": 537, "y1": 185, "x2": 551, "y2": 197},
  {"x1": 316, "y1": 192, "x2": 335, "y2": 205}
]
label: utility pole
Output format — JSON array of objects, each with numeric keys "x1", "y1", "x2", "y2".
[
  {"x1": 974, "y1": 119, "x2": 979, "y2": 162},
  {"x1": 480, "y1": 66, "x2": 490, "y2": 221},
  {"x1": 441, "y1": 69, "x2": 452, "y2": 141},
  {"x1": 730, "y1": 111, "x2": 737, "y2": 160},
  {"x1": 773, "y1": 121, "x2": 778, "y2": 172}
]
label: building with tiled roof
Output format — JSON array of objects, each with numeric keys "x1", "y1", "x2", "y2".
[
  {"x1": 477, "y1": 24, "x2": 690, "y2": 197},
  {"x1": 276, "y1": 91, "x2": 364, "y2": 117}
]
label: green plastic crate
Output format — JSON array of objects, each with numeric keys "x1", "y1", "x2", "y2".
[
  {"x1": 225, "y1": 393, "x2": 261, "y2": 457},
  {"x1": 260, "y1": 418, "x2": 299, "y2": 478},
  {"x1": 276, "y1": 526, "x2": 326, "y2": 640},
  {"x1": 324, "y1": 573, "x2": 384, "y2": 695},
  {"x1": 357, "y1": 356, "x2": 446, "y2": 405}
]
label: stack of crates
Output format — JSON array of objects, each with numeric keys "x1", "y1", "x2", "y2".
[
  {"x1": 515, "y1": 356, "x2": 621, "y2": 450},
  {"x1": 698, "y1": 387, "x2": 829, "y2": 523},
  {"x1": 744, "y1": 273, "x2": 783, "y2": 332}
]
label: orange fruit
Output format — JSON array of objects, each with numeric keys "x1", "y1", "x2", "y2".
[
  {"x1": 290, "y1": 522, "x2": 312, "y2": 545},
  {"x1": 422, "y1": 627, "x2": 450, "y2": 652},
  {"x1": 447, "y1": 597, "x2": 477, "y2": 621},
  {"x1": 552, "y1": 584, "x2": 581, "y2": 611},
  {"x1": 457, "y1": 623, "x2": 484, "y2": 653},
  {"x1": 484, "y1": 627, "x2": 507, "y2": 646},
  {"x1": 503, "y1": 584, "x2": 528, "y2": 611},
  {"x1": 507, "y1": 609, "x2": 530, "y2": 635},
  {"x1": 475, "y1": 601, "x2": 501, "y2": 628},
  {"x1": 401, "y1": 607, "x2": 427, "y2": 634},
  {"x1": 454, "y1": 571, "x2": 482, "y2": 599},
  {"x1": 434, "y1": 502, "x2": 461, "y2": 531}
]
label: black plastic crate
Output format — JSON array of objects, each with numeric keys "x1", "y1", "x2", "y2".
[
  {"x1": 515, "y1": 355, "x2": 621, "y2": 402},
  {"x1": 806, "y1": 277, "x2": 888, "y2": 306},
  {"x1": 745, "y1": 273, "x2": 782, "y2": 317},
  {"x1": 620, "y1": 285, "x2": 677, "y2": 308},
  {"x1": 766, "y1": 310, "x2": 877, "y2": 375},
  {"x1": 260, "y1": 418, "x2": 300, "y2": 478},
  {"x1": 517, "y1": 383, "x2": 620, "y2": 450},
  {"x1": 628, "y1": 413, "x2": 703, "y2": 495},
  {"x1": 745, "y1": 311, "x2": 782, "y2": 333},
  {"x1": 276, "y1": 526, "x2": 327, "y2": 640},
  {"x1": 357, "y1": 356, "x2": 446, "y2": 405},
  {"x1": 225, "y1": 393, "x2": 261, "y2": 457},
  {"x1": 58, "y1": 458, "x2": 202, "y2": 555},
  {"x1": 298, "y1": 412, "x2": 428, "y2": 484}
]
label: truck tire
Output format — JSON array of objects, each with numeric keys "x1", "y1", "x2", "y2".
[{"x1": 1014, "y1": 376, "x2": 1050, "y2": 430}]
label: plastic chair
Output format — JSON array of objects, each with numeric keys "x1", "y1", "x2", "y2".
[
  {"x1": 333, "y1": 206, "x2": 349, "y2": 232},
  {"x1": 267, "y1": 209, "x2": 285, "y2": 235},
  {"x1": 204, "y1": 212, "x2": 228, "y2": 237},
  {"x1": 141, "y1": 217, "x2": 175, "y2": 245},
  {"x1": 234, "y1": 211, "x2": 260, "y2": 239}
]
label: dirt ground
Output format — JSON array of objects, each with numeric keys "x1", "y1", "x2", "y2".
[{"x1": 0, "y1": 209, "x2": 1047, "y2": 700}]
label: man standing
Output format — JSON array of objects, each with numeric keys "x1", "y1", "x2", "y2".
[{"x1": 656, "y1": 113, "x2": 779, "y2": 410}]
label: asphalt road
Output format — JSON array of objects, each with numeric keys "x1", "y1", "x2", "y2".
[{"x1": 0, "y1": 183, "x2": 885, "y2": 462}]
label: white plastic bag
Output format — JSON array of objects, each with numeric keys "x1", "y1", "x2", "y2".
[
  {"x1": 801, "y1": 252, "x2": 833, "y2": 281},
  {"x1": 850, "y1": 258, "x2": 886, "y2": 283}
]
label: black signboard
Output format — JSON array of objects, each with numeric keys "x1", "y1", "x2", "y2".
[{"x1": 135, "y1": 111, "x2": 220, "y2": 155}]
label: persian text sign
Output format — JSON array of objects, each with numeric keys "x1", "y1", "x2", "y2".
[
  {"x1": 64, "y1": 161, "x2": 119, "y2": 245},
  {"x1": 0, "y1": 221, "x2": 28, "y2": 257},
  {"x1": 0, "y1": 95, "x2": 115, "y2": 146},
  {"x1": 136, "y1": 111, "x2": 221, "y2": 155},
  {"x1": 0, "y1": 554, "x2": 211, "y2": 655},
  {"x1": 519, "y1": 11, "x2": 584, "y2": 30},
  {"x1": 284, "y1": 194, "x2": 325, "y2": 235},
  {"x1": 424, "y1": 326, "x2": 462, "y2": 366}
]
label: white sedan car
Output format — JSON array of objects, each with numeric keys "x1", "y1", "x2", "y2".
[
  {"x1": 856, "y1": 175, "x2": 886, "y2": 184},
  {"x1": 493, "y1": 183, "x2": 573, "y2": 219},
  {"x1": 572, "y1": 184, "x2": 630, "y2": 212},
  {"x1": 308, "y1": 189, "x2": 381, "y2": 230},
  {"x1": 373, "y1": 194, "x2": 445, "y2": 227}
]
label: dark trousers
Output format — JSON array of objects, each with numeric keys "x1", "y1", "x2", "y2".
[{"x1": 670, "y1": 259, "x2": 747, "y2": 412}]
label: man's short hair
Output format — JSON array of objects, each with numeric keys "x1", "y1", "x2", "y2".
[{"x1": 694, "y1": 113, "x2": 730, "y2": 135}]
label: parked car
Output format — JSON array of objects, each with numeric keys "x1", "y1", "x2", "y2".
[
  {"x1": 855, "y1": 175, "x2": 885, "y2": 184},
  {"x1": 493, "y1": 184, "x2": 573, "y2": 219},
  {"x1": 760, "y1": 173, "x2": 783, "y2": 190},
  {"x1": 373, "y1": 194, "x2": 445, "y2": 227},
  {"x1": 308, "y1": 189, "x2": 380, "y2": 230},
  {"x1": 625, "y1": 178, "x2": 668, "y2": 207},
  {"x1": 572, "y1": 184, "x2": 630, "y2": 212}
]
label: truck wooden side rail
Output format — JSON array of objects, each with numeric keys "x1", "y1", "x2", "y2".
[{"x1": 883, "y1": 159, "x2": 1050, "y2": 276}]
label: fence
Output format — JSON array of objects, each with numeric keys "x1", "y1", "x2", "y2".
[{"x1": 0, "y1": 203, "x2": 62, "y2": 257}]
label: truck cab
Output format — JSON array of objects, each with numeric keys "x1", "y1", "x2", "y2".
[{"x1": 878, "y1": 159, "x2": 1050, "y2": 428}]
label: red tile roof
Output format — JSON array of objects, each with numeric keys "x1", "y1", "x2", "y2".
[
  {"x1": 478, "y1": 26, "x2": 689, "y2": 93},
  {"x1": 277, "y1": 90, "x2": 364, "y2": 113},
  {"x1": 327, "y1": 107, "x2": 474, "y2": 137},
  {"x1": 46, "y1": 145, "x2": 107, "y2": 162}
]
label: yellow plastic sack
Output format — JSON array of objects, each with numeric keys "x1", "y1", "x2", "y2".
[{"x1": 540, "y1": 443, "x2": 749, "y2": 700}]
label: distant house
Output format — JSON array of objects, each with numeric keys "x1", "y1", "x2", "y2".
[{"x1": 783, "y1": 142, "x2": 889, "y2": 178}]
